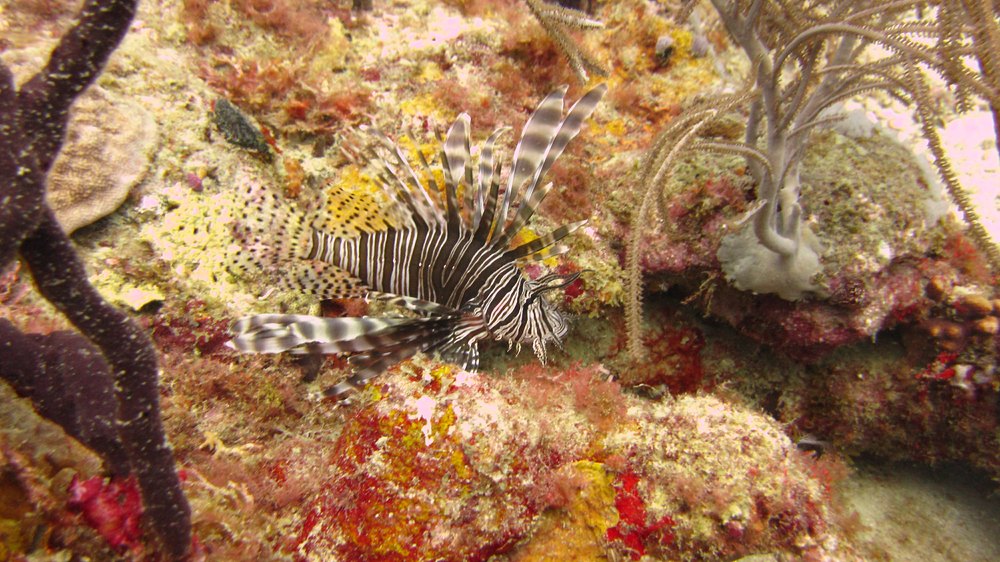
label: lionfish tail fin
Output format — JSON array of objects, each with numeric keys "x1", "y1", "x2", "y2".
[{"x1": 228, "y1": 185, "x2": 314, "y2": 280}]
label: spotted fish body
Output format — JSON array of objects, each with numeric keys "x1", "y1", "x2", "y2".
[{"x1": 229, "y1": 85, "x2": 606, "y2": 399}]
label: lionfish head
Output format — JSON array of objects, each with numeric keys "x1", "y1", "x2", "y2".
[{"x1": 522, "y1": 271, "x2": 582, "y2": 362}]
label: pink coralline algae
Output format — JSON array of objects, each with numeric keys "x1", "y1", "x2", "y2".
[{"x1": 67, "y1": 475, "x2": 144, "y2": 554}]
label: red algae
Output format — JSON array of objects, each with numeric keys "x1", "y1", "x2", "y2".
[
  {"x1": 608, "y1": 304, "x2": 707, "y2": 392},
  {"x1": 605, "y1": 471, "x2": 675, "y2": 559},
  {"x1": 67, "y1": 475, "x2": 144, "y2": 555}
]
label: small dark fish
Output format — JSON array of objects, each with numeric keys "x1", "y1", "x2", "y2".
[
  {"x1": 796, "y1": 434, "x2": 830, "y2": 458},
  {"x1": 213, "y1": 98, "x2": 271, "y2": 156}
]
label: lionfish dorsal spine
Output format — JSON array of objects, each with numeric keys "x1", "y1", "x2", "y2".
[
  {"x1": 474, "y1": 151, "x2": 505, "y2": 244},
  {"x1": 495, "y1": 83, "x2": 607, "y2": 247},
  {"x1": 434, "y1": 137, "x2": 463, "y2": 231},
  {"x1": 366, "y1": 127, "x2": 440, "y2": 227},
  {"x1": 443, "y1": 113, "x2": 475, "y2": 219},
  {"x1": 506, "y1": 218, "x2": 588, "y2": 261},
  {"x1": 472, "y1": 127, "x2": 509, "y2": 235},
  {"x1": 496, "y1": 87, "x2": 569, "y2": 234}
]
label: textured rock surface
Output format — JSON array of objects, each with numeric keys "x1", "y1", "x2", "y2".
[{"x1": 46, "y1": 86, "x2": 157, "y2": 233}]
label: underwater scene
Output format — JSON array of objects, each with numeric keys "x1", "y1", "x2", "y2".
[{"x1": 1, "y1": 0, "x2": 1000, "y2": 560}]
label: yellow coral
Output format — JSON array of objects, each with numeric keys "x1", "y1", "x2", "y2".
[
  {"x1": 399, "y1": 93, "x2": 451, "y2": 123},
  {"x1": 417, "y1": 61, "x2": 445, "y2": 82},
  {"x1": 513, "y1": 461, "x2": 618, "y2": 561}
]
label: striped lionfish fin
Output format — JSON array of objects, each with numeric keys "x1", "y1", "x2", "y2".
[
  {"x1": 326, "y1": 316, "x2": 481, "y2": 401},
  {"x1": 227, "y1": 314, "x2": 412, "y2": 354},
  {"x1": 229, "y1": 185, "x2": 370, "y2": 299},
  {"x1": 495, "y1": 84, "x2": 607, "y2": 247},
  {"x1": 430, "y1": 128, "x2": 462, "y2": 229},
  {"x1": 362, "y1": 126, "x2": 442, "y2": 227},
  {"x1": 330, "y1": 335, "x2": 434, "y2": 400},
  {"x1": 368, "y1": 292, "x2": 457, "y2": 316},
  {"x1": 471, "y1": 127, "x2": 509, "y2": 237},
  {"x1": 496, "y1": 87, "x2": 568, "y2": 233},
  {"x1": 229, "y1": 313, "x2": 479, "y2": 402},
  {"x1": 443, "y1": 114, "x2": 475, "y2": 226},
  {"x1": 472, "y1": 154, "x2": 504, "y2": 244},
  {"x1": 433, "y1": 316, "x2": 486, "y2": 370},
  {"x1": 506, "y1": 219, "x2": 588, "y2": 261}
]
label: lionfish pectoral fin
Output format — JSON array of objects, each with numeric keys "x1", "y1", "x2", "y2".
[
  {"x1": 325, "y1": 320, "x2": 451, "y2": 400},
  {"x1": 227, "y1": 314, "x2": 413, "y2": 354},
  {"x1": 533, "y1": 270, "x2": 584, "y2": 293},
  {"x1": 434, "y1": 340, "x2": 481, "y2": 372},
  {"x1": 323, "y1": 344, "x2": 416, "y2": 401},
  {"x1": 324, "y1": 316, "x2": 484, "y2": 401}
]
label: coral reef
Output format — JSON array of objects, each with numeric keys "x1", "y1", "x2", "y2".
[
  {"x1": 290, "y1": 363, "x2": 859, "y2": 561},
  {"x1": 1, "y1": 0, "x2": 999, "y2": 560}
]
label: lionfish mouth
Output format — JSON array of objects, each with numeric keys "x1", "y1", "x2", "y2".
[{"x1": 227, "y1": 84, "x2": 607, "y2": 400}]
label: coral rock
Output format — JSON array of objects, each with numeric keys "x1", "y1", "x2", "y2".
[
  {"x1": 46, "y1": 87, "x2": 158, "y2": 233},
  {"x1": 602, "y1": 395, "x2": 852, "y2": 561}
]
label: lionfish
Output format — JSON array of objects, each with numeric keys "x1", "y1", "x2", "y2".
[{"x1": 228, "y1": 84, "x2": 606, "y2": 400}]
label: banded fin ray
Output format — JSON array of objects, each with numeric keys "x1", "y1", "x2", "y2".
[
  {"x1": 506, "y1": 219, "x2": 588, "y2": 261},
  {"x1": 227, "y1": 314, "x2": 412, "y2": 354},
  {"x1": 443, "y1": 113, "x2": 474, "y2": 224},
  {"x1": 472, "y1": 127, "x2": 509, "y2": 234},
  {"x1": 496, "y1": 87, "x2": 568, "y2": 232},
  {"x1": 495, "y1": 83, "x2": 607, "y2": 246},
  {"x1": 363, "y1": 126, "x2": 442, "y2": 226},
  {"x1": 368, "y1": 291, "x2": 457, "y2": 316}
]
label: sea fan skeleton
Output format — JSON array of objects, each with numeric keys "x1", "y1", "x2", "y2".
[{"x1": 228, "y1": 85, "x2": 606, "y2": 399}]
